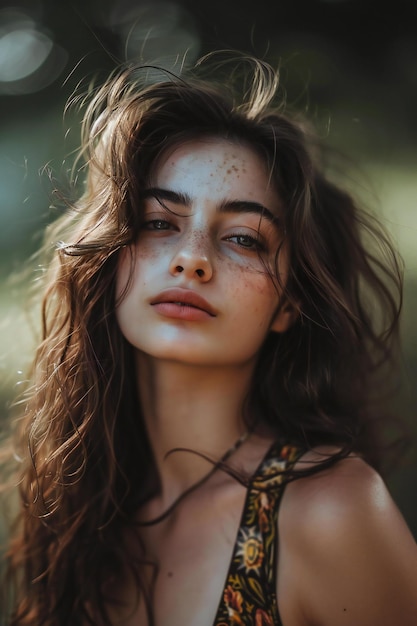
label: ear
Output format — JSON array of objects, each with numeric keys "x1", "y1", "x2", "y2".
[{"x1": 270, "y1": 300, "x2": 298, "y2": 334}]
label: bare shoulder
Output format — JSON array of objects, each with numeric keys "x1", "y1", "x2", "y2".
[
  {"x1": 281, "y1": 450, "x2": 397, "y2": 533},
  {"x1": 277, "y1": 450, "x2": 417, "y2": 626}
]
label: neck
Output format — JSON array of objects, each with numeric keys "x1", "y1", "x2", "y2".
[{"x1": 135, "y1": 353, "x2": 256, "y2": 509}]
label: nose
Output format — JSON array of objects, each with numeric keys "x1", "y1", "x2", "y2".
[{"x1": 169, "y1": 232, "x2": 213, "y2": 282}]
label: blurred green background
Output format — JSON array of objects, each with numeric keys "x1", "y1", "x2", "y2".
[{"x1": 0, "y1": 0, "x2": 416, "y2": 544}]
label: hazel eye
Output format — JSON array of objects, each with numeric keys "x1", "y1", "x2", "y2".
[
  {"x1": 228, "y1": 234, "x2": 265, "y2": 251},
  {"x1": 143, "y1": 219, "x2": 172, "y2": 230}
]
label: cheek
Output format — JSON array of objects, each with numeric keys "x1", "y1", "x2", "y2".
[
  {"x1": 228, "y1": 266, "x2": 280, "y2": 324},
  {"x1": 115, "y1": 241, "x2": 157, "y2": 297},
  {"x1": 136, "y1": 238, "x2": 165, "y2": 262}
]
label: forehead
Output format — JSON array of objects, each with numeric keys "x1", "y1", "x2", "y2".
[{"x1": 150, "y1": 138, "x2": 280, "y2": 208}]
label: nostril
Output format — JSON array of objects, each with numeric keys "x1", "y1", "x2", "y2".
[
  {"x1": 196, "y1": 269, "x2": 204, "y2": 277},
  {"x1": 176, "y1": 265, "x2": 184, "y2": 273}
]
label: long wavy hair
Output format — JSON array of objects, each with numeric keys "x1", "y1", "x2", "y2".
[{"x1": 1, "y1": 55, "x2": 404, "y2": 624}]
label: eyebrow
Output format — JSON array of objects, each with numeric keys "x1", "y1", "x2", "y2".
[{"x1": 142, "y1": 187, "x2": 279, "y2": 225}]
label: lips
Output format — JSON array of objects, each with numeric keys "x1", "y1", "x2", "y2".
[{"x1": 150, "y1": 288, "x2": 216, "y2": 317}]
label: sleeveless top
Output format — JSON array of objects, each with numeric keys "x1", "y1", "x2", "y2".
[{"x1": 212, "y1": 441, "x2": 302, "y2": 626}]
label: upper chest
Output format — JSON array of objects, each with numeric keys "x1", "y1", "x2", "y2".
[
  {"x1": 106, "y1": 441, "x2": 299, "y2": 626},
  {"x1": 110, "y1": 480, "x2": 249, "y2": 626}
]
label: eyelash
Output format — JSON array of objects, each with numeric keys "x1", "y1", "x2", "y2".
[
  {"x1": 141, "y1": 218, "x2": 266, "y2": 252},
  {"x1": 143, "y1": 219, "x2": 173, "y2": 231},
  {"x1": 226, "y1": 233, "x2": 266, "y2": 251}
]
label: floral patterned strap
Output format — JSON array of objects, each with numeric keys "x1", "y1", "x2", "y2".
[{"x1": 212, "y1": 442, "x2": 302, "y2": 626}]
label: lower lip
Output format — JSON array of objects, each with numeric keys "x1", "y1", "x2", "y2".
[{"x1": 152, "y1": 302, "x2": 213, "y2": 321}]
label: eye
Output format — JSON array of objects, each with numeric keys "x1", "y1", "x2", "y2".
[
  {"x1": 142, "y1": 219, "x2": 173, "y2": 231},
  {"x1": 227, "y1": 233, "x2": 265, "y2": 251}
]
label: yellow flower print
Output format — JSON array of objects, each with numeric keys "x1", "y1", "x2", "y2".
[
  {"x1": 236, "y1": 526, "x2": 264, "y2": 575},
  {"x1": 252, "y1": 458, "x2": 286, "y2": 490}
]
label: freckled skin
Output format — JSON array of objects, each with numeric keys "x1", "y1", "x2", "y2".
[{"x1": 116, "y1": 138, "x2": 290, "y2": 368}]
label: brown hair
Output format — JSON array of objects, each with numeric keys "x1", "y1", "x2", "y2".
[{"x1": 1, "y1": 55, "x2": 403, "y2": 624}]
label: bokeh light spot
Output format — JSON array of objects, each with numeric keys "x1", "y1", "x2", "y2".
[{"x1": 0, "y1": 27, "x2": 53, "y2": 82}]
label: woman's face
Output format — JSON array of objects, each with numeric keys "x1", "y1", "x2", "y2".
[{"x1": 116, "y1": 138, "x2": 292, "y2": 369}]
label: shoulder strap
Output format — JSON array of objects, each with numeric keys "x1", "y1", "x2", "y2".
[{"x1": 212, "y1": 442, "x2": 302, "y2": 626}]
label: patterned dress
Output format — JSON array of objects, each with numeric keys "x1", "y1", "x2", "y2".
[{"x1": 212, "y1": 442, "x2": 302, "y2": 626}]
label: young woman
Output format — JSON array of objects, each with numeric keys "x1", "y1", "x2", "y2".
[{"x1": 2, "y1": 56, "x2": 417, "y2": 625}]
